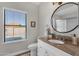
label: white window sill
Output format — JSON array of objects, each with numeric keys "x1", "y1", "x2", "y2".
[{"x1": 4, "y1": 39, "x2": 27, "y2": 44}]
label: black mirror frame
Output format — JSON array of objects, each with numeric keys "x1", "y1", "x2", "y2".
[{"x1": 51, "y1": 2, "x2": 79, "y2": 33}]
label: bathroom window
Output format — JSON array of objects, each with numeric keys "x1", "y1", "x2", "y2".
[
  {"x1": 4, "y1": 8, "x2": 27, "y2": 42},
  {"x1": 56, "y1": 20, "x2": 66, "y2": 32}
]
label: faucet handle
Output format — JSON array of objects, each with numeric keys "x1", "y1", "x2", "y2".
[{"x1": 73, "y1": 34, "x2": 76, "y2": 37}]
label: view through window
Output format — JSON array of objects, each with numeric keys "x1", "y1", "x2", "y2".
[{"x1": 4, "y1": 8, "x2": 26, "y2": 42}]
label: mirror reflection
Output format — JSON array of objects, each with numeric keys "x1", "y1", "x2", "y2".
[{"x1": 51, "y1": 2, "x2": 79, "y2": 33}]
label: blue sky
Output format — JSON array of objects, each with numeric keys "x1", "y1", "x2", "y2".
[{"x1": 5, "y1": 10, "x2": 26, "y2": 25}]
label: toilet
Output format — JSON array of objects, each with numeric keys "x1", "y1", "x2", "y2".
[{"x1": 28, "y1": 43, "x2": 37, "y2": 56}]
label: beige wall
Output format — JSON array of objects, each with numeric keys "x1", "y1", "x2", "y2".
[{"x1": 0, "y1": 2, "x2": 38, "y2": 55}]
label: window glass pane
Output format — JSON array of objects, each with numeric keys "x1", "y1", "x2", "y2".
[
  {"x1": 56, "y1": 20, "x2": 66, "y2": 32},
  {"x1": 4, "y1": 9, "x2": 26, "y2": 42}
]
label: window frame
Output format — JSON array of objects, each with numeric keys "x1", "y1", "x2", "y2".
[{"x1": 3, "y1": 7, "x2": 27, "y2": 43}]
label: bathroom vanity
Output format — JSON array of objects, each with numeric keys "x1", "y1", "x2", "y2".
[
  {"x1": 37, "y1": 2, "x2": 79, "y2": 56},
  {"x1": 37, "y1": 36, "x2": 79, "y2": 56}
]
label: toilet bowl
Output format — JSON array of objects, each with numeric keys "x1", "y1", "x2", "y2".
[{"x1": 28, "y1": 43, "x2": 37, "y2": 56}]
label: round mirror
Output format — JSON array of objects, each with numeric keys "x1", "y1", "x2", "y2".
[{"x1": 51, "y1": 2, "x2": 79, "y2": 33}]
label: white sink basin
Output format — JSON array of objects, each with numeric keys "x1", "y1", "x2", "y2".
[{"x1": 48, "y1": 40, "x2": 64, "y2": 44}]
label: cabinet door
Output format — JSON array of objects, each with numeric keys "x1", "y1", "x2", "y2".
[
  {"x1": 38, "y1": 46, "x2": 47, "y2": 56},
  {"x1": 37, "y1": 40, "x2": 48, "y2": 56},
  {"x1": 44, "y1": 46, "x2": 57, "y2": 56},
  {"x1": 38, "y1": 39, "x2": 57, "y2": 56},
  {"x1": 46, "y1": 51, "x2": 56, "y2": 56}
]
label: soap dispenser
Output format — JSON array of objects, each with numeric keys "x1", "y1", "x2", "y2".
[{"x1": 72, "y1": 34, "x2": 77, "y2": 45}]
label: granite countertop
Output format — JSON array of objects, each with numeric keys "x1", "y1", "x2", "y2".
[{"x1": 39, "y1": 37, "x2": 79, "y2": 56}]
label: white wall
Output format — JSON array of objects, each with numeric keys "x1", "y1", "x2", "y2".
[
  {"x1": 38, "y1": 2, "x2": 79, "y2": 37},
  {"x1": 0, "y1": 2, "x2": 38, "y2": 55},
  {"x1": 38, "y1": 2, "x2": 52, "y2": 37},
  {"x1": 38, "y1": 2, "x2": 59, "y2": 37}
]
